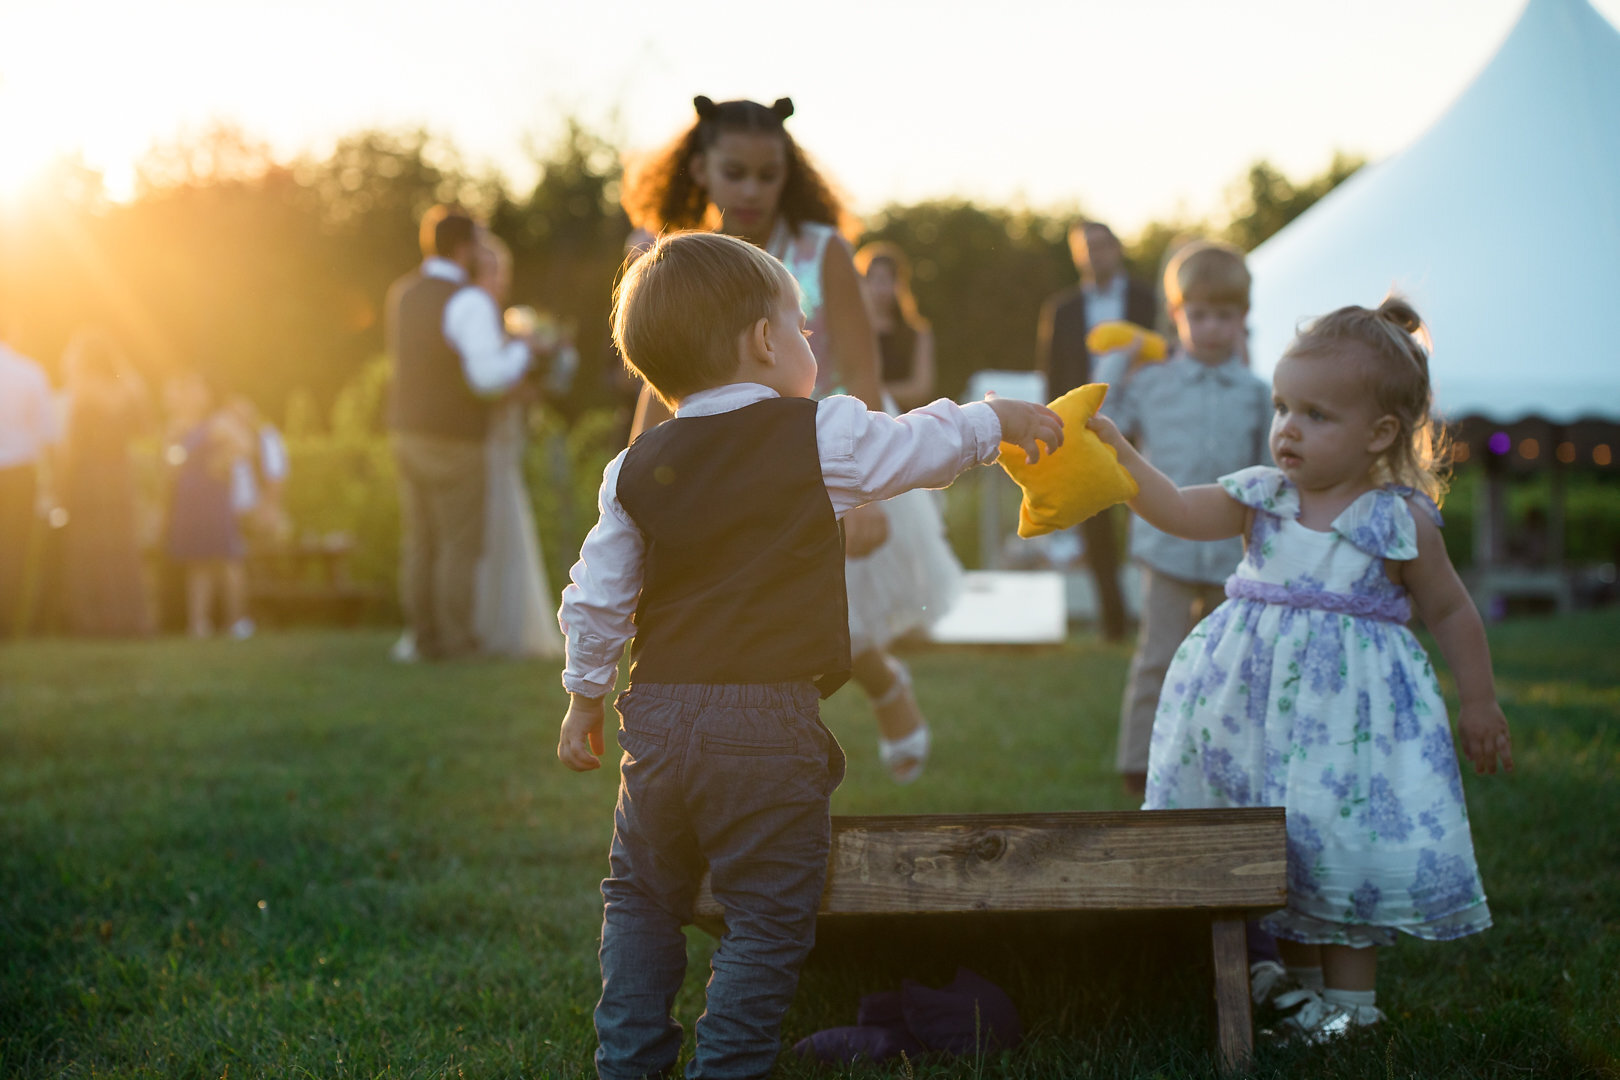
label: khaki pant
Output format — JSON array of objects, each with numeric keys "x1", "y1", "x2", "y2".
[
  {"x1": 394, "y1": 432, "x2": 487, "y2": 659},
  {"x1": 1116, "y1": 567, "x2": 1227, "y2": 775}
]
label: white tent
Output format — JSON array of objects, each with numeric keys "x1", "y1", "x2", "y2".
[{"x1": 1247, "y1": 0, "x2": 1620, "y2": 425}]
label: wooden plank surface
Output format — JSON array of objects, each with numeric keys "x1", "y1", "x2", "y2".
[
  {"x1": 1210, "y1": 913, "x2": 1254, "y2": 1070},
  {"x1": 694, "y1": 809, "x2": 1285, "y2": 919}
]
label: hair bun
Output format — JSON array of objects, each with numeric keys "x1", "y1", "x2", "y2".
[
  {"x1": 1377, "y1": 294, "x2": 1423, "y2": 335},
  {"x1": 693, "y1": 95, "x2": 718, "y2": 120},
  {"x1": 770, "y1": 97, "x2": 794, "y2": 120}
]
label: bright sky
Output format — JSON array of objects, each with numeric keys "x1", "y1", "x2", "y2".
[{"x1": 3, "y1": 0, "x2": 1617, "y2": 231}]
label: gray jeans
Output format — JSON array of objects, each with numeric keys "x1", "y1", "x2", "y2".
[{"x1": 595, "y1": 682, "x2": 846, "y2": 1080}]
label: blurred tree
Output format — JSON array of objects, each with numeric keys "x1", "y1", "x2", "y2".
[
  {"x1": 491, "y1": 119, "x2": 630, "y2": 416},
  {"x1": 1223, "y1": 151, "x2": 1364, "y2": 252}
]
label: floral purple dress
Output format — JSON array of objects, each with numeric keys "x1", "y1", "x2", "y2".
[{"x1": 1144, "y1": 466, "x2": 1491, "y2": 947}]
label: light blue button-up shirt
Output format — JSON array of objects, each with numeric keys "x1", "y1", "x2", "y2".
[{"x1": 1105, "y1": 352, "x2": 1273, "y2": 583}]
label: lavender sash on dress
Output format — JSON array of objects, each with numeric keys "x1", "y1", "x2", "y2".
[{"x1": 1225, "y1": 575, "x2": 1411, "y2": 624}]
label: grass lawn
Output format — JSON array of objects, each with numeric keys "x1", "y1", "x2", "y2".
[{"x1": 2, "y1": 612, "x2": 1617, "y2": 1079}]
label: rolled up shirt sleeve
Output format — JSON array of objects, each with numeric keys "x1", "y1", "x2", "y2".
[
  {"x1": 817, "y1": 395, "x2": 1002, "y2": 517},
  {"x1": 558, "y1": 452, "x2": 644, "y2": 697},
  {"x1": 442, "y1": 286, "x2": 532, "y2": 397}
]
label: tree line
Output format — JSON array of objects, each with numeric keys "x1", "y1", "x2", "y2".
[{"x1": 0, "y1": 121, "x2": 1361, "y2": 429}]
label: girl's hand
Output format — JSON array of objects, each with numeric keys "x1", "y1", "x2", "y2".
[
  {"x1": 1087, "y1": 413, "x2": 1126, "y2": 450},
  {"x1": 1457, "y1": 701, "x2": 1514, "y2": 775},
  {"x1": 558, "y1": 695, "x2": 606, "y2": 772}
]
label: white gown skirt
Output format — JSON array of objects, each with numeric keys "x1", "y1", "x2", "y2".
[
  {"x1": 476, "y1": 404, "x2": 564, "y2": 659},
  {"x1": 845, "y1": 486, "x2": 963, "y2": 655}
]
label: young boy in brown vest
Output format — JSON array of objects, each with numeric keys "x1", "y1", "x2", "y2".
[{"x1": 557, "y1": 231, "x2": 1061, "y2": 1079}]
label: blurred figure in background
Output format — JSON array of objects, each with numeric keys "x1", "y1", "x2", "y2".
[
  {"x1": 471, "y1": 232, "x2": 563, "y2": 659},
  {"x1": 0, "y1": 328, "x2": 60, "y2": 639},
  {"x1": 228, "y1": 394, "x2": 292, "y2": 548},
  {"x1": 165, "y1": 371, "x2": 256, "y2": 639},
  {"x1": 1035, "y1": 220, "x2": 1159, "y2": 642},
  {"x1": 620, "y1": 96, "x2": 955, "y2": 783},
  {"x1": 57, "y1": 330, "x2": 155, "y2": 637},
  {"x1": 385, "y1": 206, "x2": 540, "y2": 662},
  {"x1": 855, "y1": 242, "x2": 936, "y2": 410}
]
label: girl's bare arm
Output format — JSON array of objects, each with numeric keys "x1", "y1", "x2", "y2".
[
  {"x1": 1087, "y1": 415, "x2": 1246, "y2": 541},
  {"x1": 1399, "y1": 509, "x2": 1514, "y2": 774}
]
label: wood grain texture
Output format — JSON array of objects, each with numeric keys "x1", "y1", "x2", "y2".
[
  {"x1": 693, "y1": 809, "x2": 1286, "y2": 918},
  {"x1": 1210, "y1": 913, "x2": 1254, "y2": 1071}
]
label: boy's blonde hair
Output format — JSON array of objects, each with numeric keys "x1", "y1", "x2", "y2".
[
  {"x1": 1283, "y1": 294, "x2": 1452, "y2": 504},
  {"x1": 1164, "y1": 240, "x2": 1251, "y2": 309},
  {"x1": 612, "y1": 231, "x2": 794, "y2": 407}
]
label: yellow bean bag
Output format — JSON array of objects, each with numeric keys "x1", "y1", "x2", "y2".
[
  {"x1": 998, "y1": 383, "x2": 1138, "y2": 538},
  {"x1": 1086, "y1": 321, "x2": 1168, "y2": 363}
]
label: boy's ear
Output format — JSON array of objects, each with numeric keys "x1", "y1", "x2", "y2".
[
  {"x1": 742, "y1": 316, "x2": 773, "y2": 366},
  {"x1": 1367, "y1": 414, "x2": 1400, "y2": 454}
]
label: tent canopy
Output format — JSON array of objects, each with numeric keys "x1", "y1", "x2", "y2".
[{"x1": 1246, "y1": 0, "x2": 1620, "y2": 425}]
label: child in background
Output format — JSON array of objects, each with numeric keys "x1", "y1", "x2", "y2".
[
  {"x1": 165, "y1": 372, "x2": 256, "y2": 639},
  {"x1": 556, "y1": 231, "x2": 1061, "y2": 1079},
  {"x1": 1089, "y1": 296, "x2": 1513, "y2": 1042},
  {"x1": 1103, "y1": 240, "x2": 1273, "y2": 797}
]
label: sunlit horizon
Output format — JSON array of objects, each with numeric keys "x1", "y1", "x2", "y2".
[{"x1": 4, "y1": 0, "x2": 1618, "y2": 231}]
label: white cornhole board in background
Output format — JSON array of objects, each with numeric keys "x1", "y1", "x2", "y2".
[
  {"x1": 963, "y1": 370, "x2": 1047, "y2": 405},
  {"x1": 927, "y1": 570, "x2": 1067, "y2": 645}
]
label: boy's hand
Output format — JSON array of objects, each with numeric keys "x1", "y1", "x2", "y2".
[
  {"x1": 1457, "y1": 701, "x2": 1514, "y2": 775},
  {"x1": 1086, "y1": 414, "x2": 1126, "y2": 450},
  {"x1": 987, "y1": 396, "x2": 1064, "y2": 464},
  {"x1": 558, "y1": 694, "x2": 607, "y2": 772}
]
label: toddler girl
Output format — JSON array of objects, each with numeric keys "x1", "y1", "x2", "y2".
[{"x1": 1090, "y1": 296, "x2": 1513, "y2": 1042}]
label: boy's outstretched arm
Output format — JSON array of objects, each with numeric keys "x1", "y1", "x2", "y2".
[
  {"x1": 1086, "y1": 415, "x2": 1246, "y2": 541},
  {"x1": 558, "y1": 694, "x2": 606, "y2": 771},
  {"x1": 1400, "y1": 510, "x2": 1514, "y2": 775}
]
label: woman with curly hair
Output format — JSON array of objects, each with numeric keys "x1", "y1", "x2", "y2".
[{"x1": 619, "y1": 96, "x2": 961, "y2": 783}]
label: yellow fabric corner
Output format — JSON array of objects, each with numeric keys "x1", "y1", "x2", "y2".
[
  {"x1": 997, "y1": 383, "x2": 1139, "y2": 538},
  {"x1": 1086, "y1": 321, "x2": 1168, "y2": 363}
]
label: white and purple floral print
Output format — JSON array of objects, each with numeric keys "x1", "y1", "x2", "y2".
[{"x1": 1144, "y1": 466, "x2": 1491, "y2": 946}]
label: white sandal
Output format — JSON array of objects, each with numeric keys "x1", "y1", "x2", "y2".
[{"x1": 873, "y1": 659, "x2": 931, "y2": 785}]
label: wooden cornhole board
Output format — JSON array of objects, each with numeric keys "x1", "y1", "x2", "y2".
[{"x1": 694, "y1": 808, "x2": 1287, "y2": 1069}]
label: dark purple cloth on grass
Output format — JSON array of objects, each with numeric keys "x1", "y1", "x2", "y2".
[{"x1": 794, "y1": 967, "x2": 1021, "y2": 1065}]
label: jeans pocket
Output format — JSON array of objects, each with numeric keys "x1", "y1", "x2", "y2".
[
  {"x1": 698, "y1": 732, "x2": 796, "y2": 757},
  {"x1": 614, "y1": 690, "x2": 668, "y2": 758}
]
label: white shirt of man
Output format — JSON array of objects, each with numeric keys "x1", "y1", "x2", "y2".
[
  {"x1": 0, "y1": 343, "x2": 61, "y2": 469},
  {"x1": 558, "y1": 384, "x2": 1001, "y2": 697},
  {"x1": 420, "y1": 256, "x2": 531, "y2": 396}
]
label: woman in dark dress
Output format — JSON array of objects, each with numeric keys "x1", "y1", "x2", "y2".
[
  {"x1": 855, "y1": 242, "x2": 937, "y2": 410},
  {"x1": 58, "y1": 331, "x2": 154, "y2": 636}
]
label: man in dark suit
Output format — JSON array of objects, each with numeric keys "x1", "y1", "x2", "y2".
[{"x1": 1034, "y1": 220, "x2": 1158, "y2": 642}]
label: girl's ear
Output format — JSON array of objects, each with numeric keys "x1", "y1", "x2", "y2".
[
  {"x1": 687, "y1": 151, "x2": 706, "y2": 188},
  {"x1": 1367, "y1": 414, "x2": 1401, "y2": 455}
]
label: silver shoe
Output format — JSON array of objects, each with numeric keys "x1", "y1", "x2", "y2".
[{"x1": 1263, "y1": 989, "x2": 1385, "y2": 1044}]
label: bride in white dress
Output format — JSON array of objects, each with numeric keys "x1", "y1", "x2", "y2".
[{"x1": 472, "y1": 234, "x2": 563, "y2": 659}]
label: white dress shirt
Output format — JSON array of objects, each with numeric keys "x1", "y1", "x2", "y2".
[
  {"x1": 420, "y1": 257, "x2": 531, "y2": 396},
  {"x1": 0, "y1": 344, "x2": 60, "y2": 468},
  {"x1": 558, "y1": 383, "x2": 1001, "y2": 697},
  {"x1": 1083, "y1": 275, "x2": 1132, "y2": 386}
]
